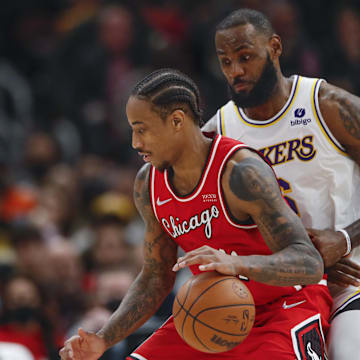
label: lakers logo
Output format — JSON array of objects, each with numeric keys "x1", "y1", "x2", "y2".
[{"x1": 259, "y1": 135, "x2": 316, "y2": 166}]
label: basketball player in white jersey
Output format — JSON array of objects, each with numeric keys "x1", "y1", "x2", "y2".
[{"x1": 202, "y1": 8, "x2": 360, "y2": 360}]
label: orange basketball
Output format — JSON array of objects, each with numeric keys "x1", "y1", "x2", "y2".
[{"x1": 172, "y1": 271, "x2": 255, "y2": 353}]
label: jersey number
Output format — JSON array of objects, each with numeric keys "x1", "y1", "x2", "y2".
[{"x1": 278, "y1": 178, "x2": 300, "y2": 216}]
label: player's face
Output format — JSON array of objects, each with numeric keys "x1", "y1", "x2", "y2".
[
  {"x1": 215, "y1": 24, "x2": 278, "y2": 108},
  {"x1": 127, "y1": 97, "x2": 175, "y2": 171}
]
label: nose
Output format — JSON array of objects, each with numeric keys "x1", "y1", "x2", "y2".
[
  {"x1": 230, "y1": 62, "x2": 245, "y2": 83},
  {"x1": 132, "y1": 132, "x2": 142, "y2": 150}
]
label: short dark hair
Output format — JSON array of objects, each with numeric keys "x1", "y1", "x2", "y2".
[
  {"x1": 130, "y1": 68, "x2": 203, "y2": 125},
  {"x1": 216, "y1": 8, "x2": 273, "y2": 37}
]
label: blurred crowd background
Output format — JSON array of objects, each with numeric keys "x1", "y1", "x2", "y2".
[{"x1": 0, "y1": 0, "x2": 359, "y2": 359}]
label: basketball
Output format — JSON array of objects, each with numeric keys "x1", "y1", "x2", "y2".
[{"x1": 172, "y1": 271, "x2": 255, "y2": 353}]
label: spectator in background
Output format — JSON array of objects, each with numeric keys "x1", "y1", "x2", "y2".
[
  {"x1": 20, "y1": 132, "x2": 62, "y2": 185},
  {"x1": 0, "y1": 274, "x2": 62, "y2": 360},
  {"x1": 265, "y1": 0, "x2": 323, "y2": 77},
  {"x1": 67, "y1": 266, "x2": 138, "y2": 359},
  {"x1": 28, "y1": 183, "x2": 75, "y2": 244},
  {"x1": 325, "y1": 4, "x2": 360, "y2": 94},
  {"x1": 47, "y1": 241, "x2": 88, "y2": 335},
  {"x1": 11, "y1": 226, "x2": 52, "y2": 288},
  {"x1": 52, "y1": 3, "x2": 148, "y2": 163},
  {"x1": 84, "y1": 214, "x2": 136, "y2": 273}
]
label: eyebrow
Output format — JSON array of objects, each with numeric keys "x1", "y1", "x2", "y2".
[
  {"x1": 131, "y1": 121, "x2": 145, "y2": 126},
  {"x1": 216, "y1": 42, "x2": 253, "y2": 55}
]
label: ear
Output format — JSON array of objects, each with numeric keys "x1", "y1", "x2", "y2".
[
  {"x1": 170, "y1": 109, "x2": 185, "y2": 130},
  {"x1": 268, "y1": 34, "x2": 282, "y2": 60}
]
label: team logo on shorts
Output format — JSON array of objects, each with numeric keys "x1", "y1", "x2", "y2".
[{"x1": 291, "y1": 314, "x2": 327, "y2": 360}]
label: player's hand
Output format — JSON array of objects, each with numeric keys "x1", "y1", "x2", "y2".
[
  {"x1": 172, "y1": 245, "x2": 238, "y2": 275},
  {"x1": 307, "y1": 228, "x2": 347, "y2": 268},
  {"x1": 59, "y1": 328, "x2": 107, "y2": 360},
  {"x1": 327, "y1": 257, "x2": 360, "y2": 287}
]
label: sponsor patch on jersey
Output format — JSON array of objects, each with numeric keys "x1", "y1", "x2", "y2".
[
  {"x1": 291, "y1": 108, "x2": 311, "y2": 126},
  {"x1": 202, "y1": 193, "x2": 217, "y2": 202}
]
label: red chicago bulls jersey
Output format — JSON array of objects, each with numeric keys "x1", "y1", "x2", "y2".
[{"x1": 149, "y1": 134, "x2": 304, "y2": 306}]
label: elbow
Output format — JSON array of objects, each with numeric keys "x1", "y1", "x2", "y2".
[{"x1": 305, "y1": 248, "x2": 324, "y2": 285}]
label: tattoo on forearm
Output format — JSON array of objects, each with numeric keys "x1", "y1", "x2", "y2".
[{"x1": 99, "y1": 231, "x2": 177, "y2": 346}]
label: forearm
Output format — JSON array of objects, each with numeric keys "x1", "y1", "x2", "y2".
[
  {"x1": 236, "y1": 244, "x2": 324, "y2": 286},
  {"x1": 97, "y1": 271, "x2": 174, "y2": 348}
]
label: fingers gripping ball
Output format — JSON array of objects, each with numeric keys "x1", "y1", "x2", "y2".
[{"x1": 172, "y1": 271, "x2": 255, "y2": 353}]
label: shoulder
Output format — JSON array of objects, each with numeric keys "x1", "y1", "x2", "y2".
[
  {"x1": 222, "y1": 148, "x2": 277, "y2": 192},
  {"x1": 134, "y1": 163, "x2": 152, "y2": 210},
  {"x1": 221, "y1": 148, "x2": 282, "y2": 217},
  {"x1": 317, "y1": 81, "x2": 360, "y2": 147},
  {"x1": 201, "y1": 113, "x2": 218, "y2": 133},
  {"x1": 135, "y1": 163, "x2": 152, "y2": 185},
  {"x1": 223, "y1": 148, "x2": 274, "y2": 178},
  {"x1": 318, "y1": 81, "x2": 356, "y2": 109},
  {"x1": 201, "y1": 100, "x2": 234, "y2": 133}
]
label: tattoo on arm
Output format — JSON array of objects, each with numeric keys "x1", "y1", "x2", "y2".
[
  {"x1": 337, "y1": 96, "x2": 360, "y2": 141},
  {"x1": 336, "y1": 95, "x2": 360, "y2": 163},
  {"x1": 97, "y1": 164, "x2": 177, "y2": 347},
  {"x1": 228, "y1": 157, "x2": 323, "y2": 286},
  {"x1": 98, "y1": 231, "x2": 177, "y2": 347},
  {"x1": 321, "y1": 84, "x2": 360, "y2": 164}
]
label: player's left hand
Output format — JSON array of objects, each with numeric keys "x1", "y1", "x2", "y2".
[
  {"x1": 327, "y1": 257, "x2": 360, "y2": 287},
  {"x1": 307, "y1": 228, "x2": 348, "y2": 268},
  {"x1": 172, "y1": 245, "x2": 238, "y2": 276}
]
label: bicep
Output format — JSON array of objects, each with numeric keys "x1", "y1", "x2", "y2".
[{"x1": 223, "y1": 152, "x2": 312, "y2": 252}]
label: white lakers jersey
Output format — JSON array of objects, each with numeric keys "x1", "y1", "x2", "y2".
[{"x1": 204, "y1": 75, "x2": 360, "y2": 248}]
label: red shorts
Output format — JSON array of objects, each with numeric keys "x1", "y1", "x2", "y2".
[{"x1": 127, "y1": 285, "x2": 332, "y2": 360}]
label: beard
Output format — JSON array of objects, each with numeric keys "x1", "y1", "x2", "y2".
[{"x1": 229, "y1": 54, "x2": 278, "y2": 108}]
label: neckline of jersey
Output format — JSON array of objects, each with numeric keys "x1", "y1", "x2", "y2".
[{"x1": 164, "y1": 135, "x2": 220, "y2": 201}]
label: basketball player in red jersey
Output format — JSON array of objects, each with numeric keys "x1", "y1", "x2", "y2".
[
  {"x1": 201, "y1": 9, "x2": 360, "y2": 359},
  {"x1": 60, "y1": 68, "x2": 332, "y2": 360}
]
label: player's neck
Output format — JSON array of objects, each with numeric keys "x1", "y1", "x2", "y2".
[
  {"x1": 170, "y1": 133, "x2": 212, "y2": 196},
  {"x1": 242, "y1": 75, "x2": 293, "y2": 121}
]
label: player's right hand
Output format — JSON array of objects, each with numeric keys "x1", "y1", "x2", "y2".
[{"x1": 59, "y1": 328, "x2": 107, "y2": 360}]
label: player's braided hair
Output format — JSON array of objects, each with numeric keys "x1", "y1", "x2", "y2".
[
  {"x1": 216, "y1": 8, "x2": 274, "y2": 38},
  {"x1": 130, "y1": 68, "x2": 203, "y2": 125}
]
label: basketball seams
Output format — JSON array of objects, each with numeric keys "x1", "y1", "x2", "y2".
[
  {"x1": 173, "y1": 273, "x2": 255, "y2": 353},
  {"x1": 179, "y1": 276, "x2": 197, "y2": 337},
  {"x1": 180, "y1": 276, "x2": 235, "y2": 338},
  {"x1": 172, "y1": 276, "x2": 194, "y2": 318},
  {"x1": 191, "y1": 303, "x2": 254, "y2": 352},
  {"x1": 192, "y1": 305, "x2": 254, "y2": 336}
]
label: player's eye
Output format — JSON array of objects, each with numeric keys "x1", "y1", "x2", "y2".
[
  {"x1": 240, "y1": 54, "x2": 251, "y2": 62},
  {"x1": 135, "y1": 128, "x2": 145, "y2": 135}
]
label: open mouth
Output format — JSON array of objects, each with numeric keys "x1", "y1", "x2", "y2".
[{"x1": 139, "y1": 152, "x2": 151, "y2": 162}]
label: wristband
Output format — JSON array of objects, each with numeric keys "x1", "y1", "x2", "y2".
[{"x1": 338, "y1": 229, "x2": 352, "y2": 257}]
